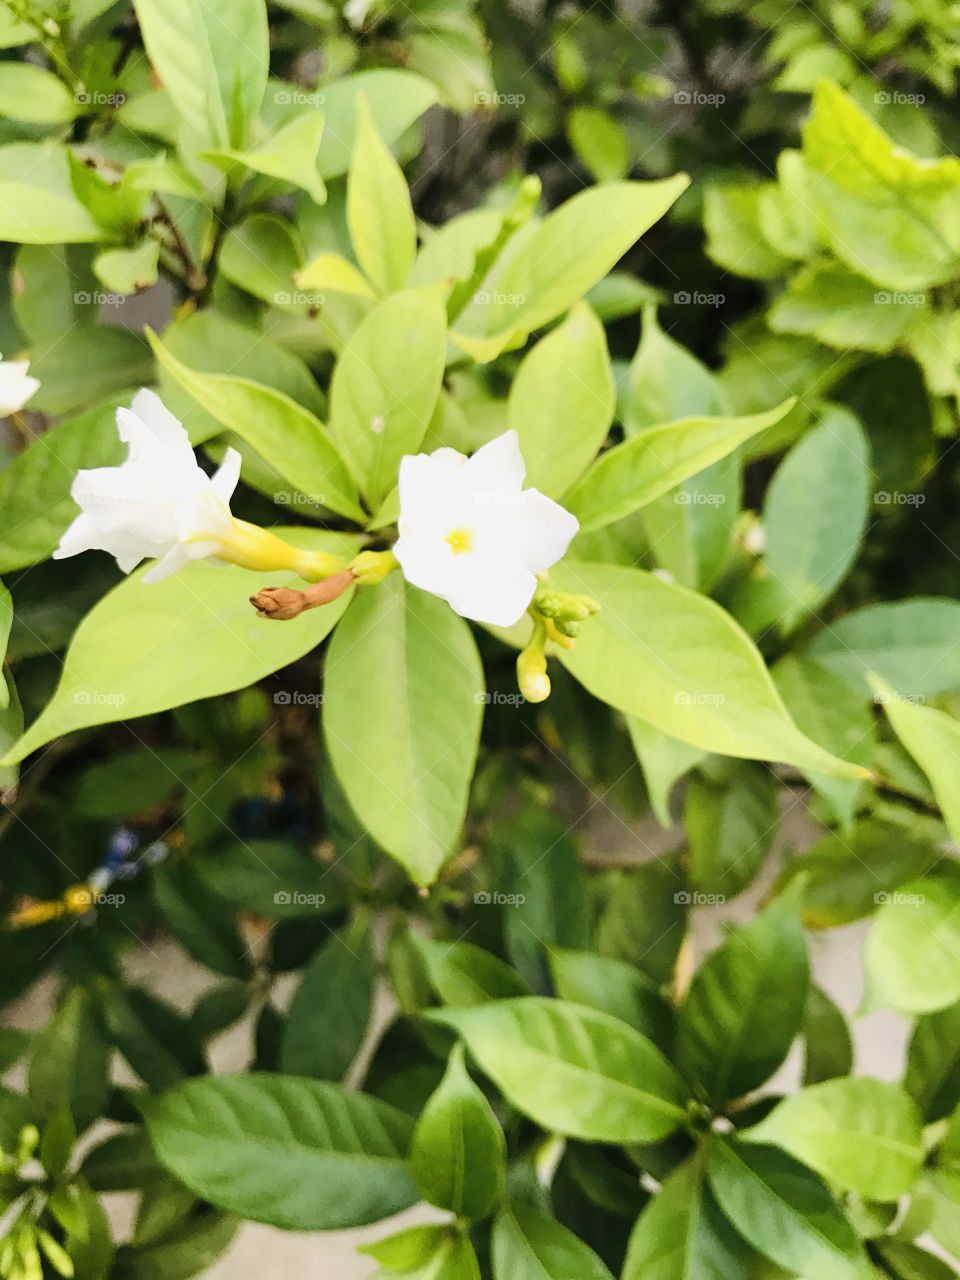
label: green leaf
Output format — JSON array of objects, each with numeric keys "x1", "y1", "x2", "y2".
[
  {"x1": 803, "y1": 987, "x2": 853, "y2": 1086},
  {"x1": 872, "y1": 677, "x2": 960, "y2": 847},
  {"x1": 550, "y1": 561, "x2": 868, "y2": 779},
  {"x1": 622, "y1": 1156, "x2": 756, "y2": 1280},
  {"x1": 411, "y1": 1043, "x2": 506, "y2": 1219},
  {"x1": 685, "y1": 762, "x2": 778, "y2": 900},
  {"x1": 772, "y1": 655, "x2": 874, "y2": 829},
  {"x1": 28, "y1": 987, "x2": 110, "y2": 1132},
  {"x1": 81, "y1": 1129, "x2": 165, "y2": 1192},
  {"x1": 100, "y1": 986, "x2": 206, "y2": 1090},
  {"x1": 769, "y1": 261, "x2": 926, "y2": 352},
  {"x1": 568, "y1": 399, "x2": 793, "y2": 534},
  {"x1": 152, "y1": 863, "x2": 252, "y2": 980},
  {"x1": 329, "y1": 288, "x2": 446, "y2": 506},
  {"x1": 218, "y1": 213, "x2": 303, "y2": 309},
  {"x1": 347, "y1": 93, "x2": 416, "y2": 294},
  {"x1": 491, "y1": 1203, "x2": 615, "y2": 1280},
  {"x1": 142, "y1": 1074, "x2": 416, "y2": 1230},
  {"x1": 802, "y1": 81, "x2": 960, "y2": 290},
  {"x1": 280, "y1": 922, "x2": 375, "y2": 1079},
  {"x1": 905, "y1": 1001, "x2": 960, "y2": 1121},
  {"x1": 411, "y1": 935, "x2": 532, "y2": 1006},
  {"x1": 677, "y1": 889, "x2": 809, "y2": 1104},
  {"x1": 202, "y1": 110, "x2": 327, "y2": 203},
  {"x1": 324, "y1": 575, "x2": 484, "y2": 885},
  {"x1": 874, "y1": 1240, "x2": 960, "y2": 1280},
  {"x1": 429, "y1": 998, "x2": 688, "y2": 1143},
  {"x1": 706, "y1": 1141, "x2": 864, "y2": 1280},
  {"x1": 362, "y1": 1225, "x2": 481, "y2": 1279},
  {"x1": 547, "y1": 949, "x2": 672, "y2": 1047},
  {"x1": 761, "y1": 407, "x2": 870, "y2": 631},
  {"x1": 314, "y1": 70, "x2": 438, "y2": 180},
  {"x1": 132, "y1": 0, "x2": 268, "y2": 148},
  {"x1": 93, "y1": 239, "x2": 162, "y2": 296},
  {"x1": 596, "y1": 857, "x2": 687, "y2": 985},
  {"x1": 627, "y1": 719, "x2": 705, "y2": 828},
  {"x1": 567, "y1": 106, "x2": 629, "y2": 183},
  {"x1": 625, "y1": 304, "x2": 728, "y2": 432},
  {"x1": 148, "y1": 331, "x2": 362, "y2": 521},
  {"x1": 864, "y1": 871, "x2": 960, "y2": 1014},
  {"x1": 704, "y1": 185, "x2": 791, "y2": 280},
  {"x1": 111, "y1": 1210, "x2": 237, "y2": 1280},
  {"x1": 451, "y1": 176, "x2": 689, "y2": 362},
  {"x1": 0, "y1": 143, "x2": 107, "y2": 243},
  {"x1": 742, "y1": 1078, "x2": 924, "y2": 1200},
  {"x1": 193, "y1": 839, "x2": 346, "y2": 918},
  {"x1": 3, "y1": 530, "x2": 356, "y2": 765},
  {"x1": 505, "y1": 303, "x2": 614, "y2": 499},
  {"x1": 806, "y1": 598, "x2": 960, "y2": 698},
  {"x1": 0, "y1": 63, "x2": 79, "y2": 123}
]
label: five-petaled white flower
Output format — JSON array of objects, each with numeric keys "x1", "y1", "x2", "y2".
[
  {"x1": 54, "y1": 389, "x2": 241, "y2": 583},
  {"x1": 0, "y1": 353, "x2": 39, "y2": 416},
  {"x1": 394, "y1": 430, "x2": 579, "y2": 626}
]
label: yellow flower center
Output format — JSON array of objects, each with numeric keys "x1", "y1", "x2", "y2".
[{"x1": 445, "y1": 527, "x2": 473, "y2": 556}]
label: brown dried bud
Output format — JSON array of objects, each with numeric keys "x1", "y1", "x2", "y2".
[{"x1": 250, "y1": 569, "x2": 356, "y2": 620}]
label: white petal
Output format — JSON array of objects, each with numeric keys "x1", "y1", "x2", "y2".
[
  {"x1": 394, "y1": 531, "x2": 457, "y2": 599},
  {"x1": 211, "y1": 446, "x2": 242, "y2": 503},
  {"x1": 398, "y1": 448, "x2": 467, "y2": 529},
  {"x1": 462, "y1": 430, "x2": 525, "y2": 499},
  {"x1": 445, "y1": 553, "x2": 536, "y2": 626},
  {"x1": 142, "y1": 544, "x2": 194, "y2": 583},
  {"x1": 129, "y1": 388, "x2": 192, "y2": 451},
  {"x1": 518, "y1": 489, "x2": 579, "y2": 573}
]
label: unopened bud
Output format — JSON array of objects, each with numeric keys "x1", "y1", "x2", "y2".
[
  {"x1": 517, "y1": 626, "x2": 551, "y2": 703},
  {"x1": 250, "y1": 569, "x2": 356, "y2": 620}
]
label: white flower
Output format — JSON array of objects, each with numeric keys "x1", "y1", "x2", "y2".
[
  {"x1": 0, "y1": 354, "x2": 39, "y2": 416},
  {"x1": 394, "y1": 430, "x2": 579, "y2": 627},
  {"x1": 54, "y1": 389, "x2": 241, "y2": 583}
]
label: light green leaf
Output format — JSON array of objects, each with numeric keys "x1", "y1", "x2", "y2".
[
  {"x1": 762, "y1": 406, "x2": 870, "y2": 630},
  {"x1": 429, "y1": 998, "x2": 688, "y2": 1143},
  {"x1": 707, "y1": 1141, "x2": 864, "y2": 1280},
  {"x1": 677, "y1": 889, "x2": 809, "y2": 1104},
  {"x1": 626, "y1": 304, "x2": 728, "y2": 432},
  {"x1": 547, "y1": 948, "x2": 672, "y2": 1047},
  {"x1": 864, "y1": 871, "x2": 960, "y2": 1014},
  {"x1": 566, "y1": 399, "x2": 794, "y2": 532},
  {"x1": 567, "y1": 105, "x2": 629, "y2": 182},
  {"x1": 411, "y1": 936, "x2": 531, "y2": 1007},
  {"x1": 297, "y1": 252, "x2": 376, "y2": 299},
  {"x1": 704, "y1": 185, "x2": 791, "y2": 280},
  {"x1": 142, "y1": 1075, "x2": 416, "y2": 1230},
  {"x1": 0, "y1": 63, "x2": 79, "y2": 123},
  {"x1": 627, "y1": 718, "x2": 705, "y2": 827},
  {"x1": 802, "y1": 80, "x2": 960, "y2": 290},
  {"x1": 506, "y1": 303, "x2": 614, "y2": 499},
  {"x1": 362, "y1": 1225, "x2": 481, "y2": 1279},
  {"x1": 757, "y1": 150, "x2": 820, "y2": 260},
  {"x1": 410, "y1": 1043, "x2": 506, "y2": 1219},
  {"x1": 329, "y1": 288, "x2": 446, "y2": 506},
  {"x1": 323, "y1": 575, "x2": 484, "y2": 885},
  {"x1": 769, "y1": 261, "x2": 926, "y2": 352},
  {"x1": 0, "y1": 143, "x2": 106, "y2": 243},
  {"x1": 491, "y1": 1203, "x2": 615, "y2": 1280},
  {"x1": 93, "y1": 239, "x2": 161, "y2": 295},
  {"x1": 806, "y1": 598, "x2": 960, "y2": 698},
  {"x1": 218, "y1": 212, "x2": 304, "y2": 309},
  {"x1": 132, "y1": 0, "x2": 268, "y2": 148},
  {"x1": 314, "y1": 70, "x2": 438, "y2": 180},
  {"x1": 872, "y1": 676, "x2": 960, "y2": 847},
  {"x1": 551, "y1": 561, "x2": 868, "y2": 779},
  {"x1": 622, "y1": 1157, "x2": 755, "y2": 1280},
  {"x1": 347, "y1": 93, "x2": 416, "y2": 294},
  {"x1": 2, "y1": 530, "x2": 356, "y2": 765},
  {"x1": 202, "y1": 110, "x2": 327, "y2": 203},
  {"x1": 451, "y1": 175, "x2": 689, "y2": 362},
  {"x1": 148, "y1": 330, "x2": 363, "y2": 521},
  {"x1": 742, "y1": 1078, "x2": 924, "y2": 1200}
]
